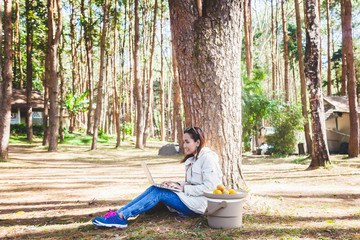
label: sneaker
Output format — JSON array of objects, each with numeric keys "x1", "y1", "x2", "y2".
[
  {"x1": 92, "y1": 212, "x2": 128, "y2": 228},
  {"x1": 102, "y1": 210, "x2": 117, "y2": 218}
]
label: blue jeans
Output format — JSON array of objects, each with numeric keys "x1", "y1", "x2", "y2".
[{"x1": 117, "y1": 186, "x2": 196, "y2": 219}]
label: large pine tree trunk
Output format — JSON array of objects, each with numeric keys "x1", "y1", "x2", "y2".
[
  {"x1": 169, "y1": 0, "x2": 244, "y2": 188},
  {"x1": 0, "y1": 0, "x2": 13, "y2": 160},
  {"x1": 91, "y1": 0, "x2": 108, "y2": 150},
  {"x1": 134, "y1": 0, "x2": 145, "y2": 148},
  {"x1": 304, "y1": 0, "x2": 330, "y2": 168},
  {"x1": 342, "y1": 0, "x2": 359, "y2": 158},
  {"x1": 26, "y1": 0, "x2": 34, "y2": 141},
  {"x1": 294, "y1": 0, "x2": 312, "y2": 154},
  {"x1": 0, "y1": 0, "x2": 3, "y2": 109},
  {"x1": 47, "y1": 0, "x2": 62, "y2": 152}
]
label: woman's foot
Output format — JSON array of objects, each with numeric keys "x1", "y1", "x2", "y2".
[{"x1": 92, "y1": 211, "x2": 128, "y2": 228}]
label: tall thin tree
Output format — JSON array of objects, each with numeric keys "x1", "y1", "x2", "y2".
[
  {"x1": 47, "y1": 0, "x2": 63, "y2": 152},
  {"x1": 294, "y1": 0, "x2": 312, "y2": 154},
  {"x1": 326, "y1": 0, "x2": 331, "y2": 95},
  {"x1": 26, "y1": 0, "x2": 34, "y2": 141},
  {"x1": 91, "y1": 0, "x2": 108, "y2": 150},
  {"x1": 342, "y1": 0, "x2": 359, "y2": 158},
  {"x1": 281, "y1": 0, "x2": 290, "y2": 101},
  {"x1": 304, "y1": 0, "x2": 331, "y2": 168},
  {"x1": 0, "y1": 0, "x2": 13, "y2": 159}
]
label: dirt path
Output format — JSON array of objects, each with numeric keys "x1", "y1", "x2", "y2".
[{"x1": 1, "y1": 140, "x2": 359, "y2": 239}]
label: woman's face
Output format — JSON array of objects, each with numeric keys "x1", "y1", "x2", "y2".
[{"x1": 183, "y1": 133, "x2": 200, "y2": 156}]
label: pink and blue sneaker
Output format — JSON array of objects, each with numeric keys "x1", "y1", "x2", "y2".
[{"x1": 92, "y1": 210, "x2": 128, "y2": 228}]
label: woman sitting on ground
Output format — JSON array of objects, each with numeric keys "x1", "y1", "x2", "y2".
[{"x1": 92, "y1": 126, "x2": 223, "y2": 228}]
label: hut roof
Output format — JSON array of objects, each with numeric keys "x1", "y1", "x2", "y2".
[
  {"x1": 323, "y1": 95, "x2": 360, "y2": 120},
  {"x1": 11, "y1": 89, "x2": 45, "y2": 111}
]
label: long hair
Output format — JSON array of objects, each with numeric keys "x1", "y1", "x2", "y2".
[{"x1": 180, "y1": 126, "x2": 206, "y2": 163}]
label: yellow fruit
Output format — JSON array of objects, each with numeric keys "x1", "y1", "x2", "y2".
[
  {"x1": 222, "y1": 190, "x2": 229, "y2": 194},
  {"x1": 217, "y1": 184, "x2": 225, "y2": 191},
  {"x1": 228, "y1": 189, "x2": 237, "y2": 194},
  {"x1": 213, "y1": 189, "x2": 222, "y2": 194}
]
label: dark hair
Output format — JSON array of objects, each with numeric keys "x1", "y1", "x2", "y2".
[{"x1": 180, "y1": 126, "x2": 206, "y2": 163}]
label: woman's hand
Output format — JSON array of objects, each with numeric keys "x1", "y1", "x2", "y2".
[{"x1": 161, "y1": 181, "x2": 184, "y2": 192}]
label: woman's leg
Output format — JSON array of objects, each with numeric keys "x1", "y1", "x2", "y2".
[
  {"x1": 117, "y1": 186, "x2": 157, "y2": 213},
  {"x1": 120, "y1": 186, "x2": 196, "y2": 219}
]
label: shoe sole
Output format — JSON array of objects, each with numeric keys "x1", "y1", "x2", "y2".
[{"x1": 93, "y1": 219, "x2": 127, "y2": 228}]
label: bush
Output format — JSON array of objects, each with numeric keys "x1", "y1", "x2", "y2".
[
  {"x1": 266, "y1": 103, "x2": 303, "y2": 155},
  {"x1": 11, "y1": 123, "x2": 44, "y2": 136}
]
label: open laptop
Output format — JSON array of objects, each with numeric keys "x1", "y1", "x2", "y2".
[{"x1": 141, "y1": 162, "x2": 182, "y2": 192}]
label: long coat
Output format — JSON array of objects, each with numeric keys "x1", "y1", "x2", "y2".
[{"x1": 177, "y1": 147, "x2": 223, "y2": 214}]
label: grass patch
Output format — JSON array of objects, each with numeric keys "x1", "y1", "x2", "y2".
[{"x1": 291, "y1": 156, "x2": 310, "y2": 165}]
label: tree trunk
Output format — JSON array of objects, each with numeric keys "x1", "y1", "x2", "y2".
[
  {"x1": 326, "y1": 0, "x2": 331, "y2": 95},
  {"x1": 342, "y1": 0, "x2": 359, "y2": 158},
  {"x1": 169, "y1": 0, "x2": 244, "y2": 188},
  {"x1": 0, "y1": 0, "x2": 3, "y2": 111},
  {"x1": 134, "y1": 0, "x2": 145, "y2": 148},
  {"x1": 47, "y1": 0, "x2": 63, "y2": 152},
  {"x1": 91, "y1": 0, "x2": 108, "y2": 150},
  {"x1": 15, "y1": 0, "x2": 24, "y2": 89},
  {"x1": 304, "y1": 0, "x2": 331, "y2": 169},
  {"x1": 59, "y1": 34, "x2": 65, "y2": 143},
  {"x1": 113, "y1": 0, "x2": 121, "y2": 148},
  {"x1": 294, "y1": 0, "x2": 312, "y2": 154},
  {"x1": 160, "y1": 0, "x2": 165, "y2": 141},
  {"x1": 271, "y1": 0, "x2": 276, "y2": 98},
  {"x1": 81, "y1": 0, "x2": 94, "y2": 135},
  {"x1": 281, "y1": 0, "x2": 290, "y2": 101},
  {"x1": 340, "y1": 1, "x2": 347, "y2": 96},
  {"x1": 171, "y1": 41, "x2": 183, "y2": 153},
  {"x1": 244, "y1": 0, "x2": 252, "y2": 79},
  {"x1": 143, "y1": 0, "x2": 158, "y2": 146},
  {"x1": 0, "y1": 0, "x2": 13, "y2": 160},
  {"x1": 26, "y1": 0, "x2": 34, "y2": 141}
]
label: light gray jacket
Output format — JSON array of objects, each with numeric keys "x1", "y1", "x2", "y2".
[{"x1": 176, "y1": 147, "x2": 223, "y2": 214}]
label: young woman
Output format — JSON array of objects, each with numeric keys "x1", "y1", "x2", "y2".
[{"x1": 92, "y1": 126, "x2": 223, "y2": 228}]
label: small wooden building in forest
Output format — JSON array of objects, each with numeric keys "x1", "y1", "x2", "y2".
[
  {"x1": 324, "y1": 96, "x2": 360, "y2": 153},
  {"x1": 11, "y1": 89, "x2": 45, "y2": 125}
]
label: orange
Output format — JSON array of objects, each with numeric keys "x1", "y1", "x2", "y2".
[
  {"x1": 222, "y1": 190, "x2": 229, "y2": 194},
  {"x1": 217, "y1": 184, "x2": 225, "y2": 191},
  {"x1": 213, "y1": 189, "x2": 222, "y2": 194},
  {"x1": 228, "y1": 189, "x2": 237, "y2": 194}
]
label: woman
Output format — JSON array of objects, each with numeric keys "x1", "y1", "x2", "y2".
[{"x1": 92, "y1": 126, "x2": 223, "y2": 228}]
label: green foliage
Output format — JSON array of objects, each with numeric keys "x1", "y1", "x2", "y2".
[
  {"x1": 242, "y1": 69, "x2": 276, "y2": 151},
  {"x1": 10, "y1": 123, "x2": 43, "y2": 136},
  {"x1": 266, "y1": 103, "x2": 304, "y2": 155},
  {"x1": 64, "y1": 90, "x2": 89, "y2": 115},
  {"x1": 121, "y1": 122, "x2": 134, "y2": 136}
]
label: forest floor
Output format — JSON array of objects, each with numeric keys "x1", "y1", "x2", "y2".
[{"x1": 0, "y1": 137, "x2": 360, "y2": 240}]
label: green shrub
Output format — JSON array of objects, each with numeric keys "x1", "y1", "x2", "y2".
[
  {"x1": 11, "y1": 123, "x2": 44, "y2": 136},
  {"x1": 266, "y1": 103, "x2": 303, "y2": 155},
  {"x1": 120, "y1": 122, "x2": 134, "y2": 136}
]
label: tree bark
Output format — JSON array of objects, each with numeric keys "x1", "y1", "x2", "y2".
[
  {"x1": 47, "y1": 0, "x2": 62, "y2": 152},
  {"x1": 326, "y1": 0, "x2": 331, "y2": 95},
  {"x1": 0, "y1": 0, "x2": 13, "y2": 160},
  {"x1": 160, "y1": 0, "x2": 165, "y2": 141},
  {"x1": 169, "y1": 0, "x2": 244, "y2": 188},
  {"x1": 304, "y1": 0, "x2": 331, "y2": 168},
  {"x1": 113, "y1": 0, "x2": 121, "y2": 148},
  {"x1": 81, "y1": 0, "x2": 94, "y2": 135},
  {"x1": 143, "y1": 0, "x2": 158, "y2": 146},
  {"x1": 26, "y1": 0, "x2": 34, "y2": 141},
  {"x1": 134, "y1": 0, "x2": 145, "y2": 148},
  {"x1": 340, "y1": 1, "x2": 347, "y2": 96},
  {"x1": 281, "y1": 0, "x2": 290, "y2": 101},
  {"x1": 15, "y1": 0, "x2": 24, "y2": 89},
  {"x1": 91, "y1": 0, "x2": 108, "y2": 150},
  {"x1": 294, "y1": 0, "x2": 312, "y2": 154},
  {"x1": 0, "y1": 0, "x2": 3, "y2": 111},
  {"x1": 171, "y1": 40, "x2": 183, "y2": 153},
  {"x1": 342, "y1": 0, "x2": 359, "y2": 158},
  {"x1": 244, "y1": 0, "x2": 253, "y2": 79},
  {"x1": 59, "y1": 34, "x2": 65, "y2": 143}
]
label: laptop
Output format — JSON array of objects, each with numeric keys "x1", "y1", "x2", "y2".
[{"x1": 141, "y1": 162, "x2": 182, "y2": 192}]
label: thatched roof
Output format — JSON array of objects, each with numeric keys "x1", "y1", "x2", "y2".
[
  {"x1": 11, "y1": 89, "x2": 45, "y2": 111},
  {"x1": 323, "y1": 96, "x2": 360, "y2": 120}
]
